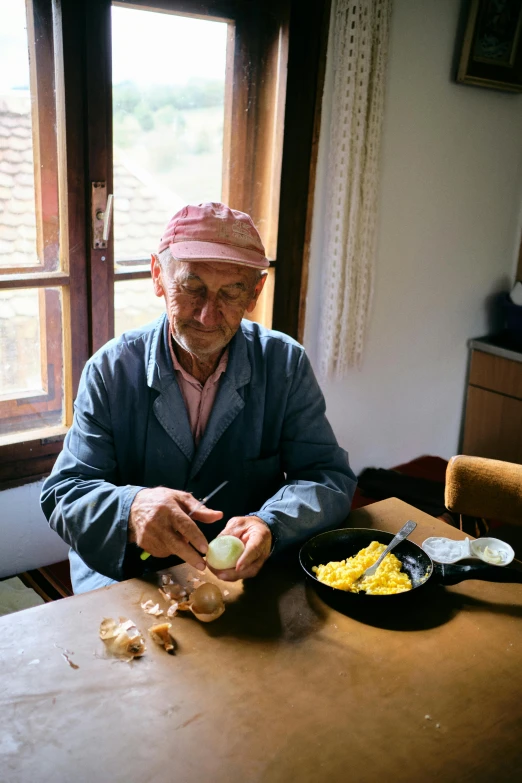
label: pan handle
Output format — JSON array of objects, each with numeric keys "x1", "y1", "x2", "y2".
[{"x1": 438, "y1": 562, "x2": 522, "y2": 586}]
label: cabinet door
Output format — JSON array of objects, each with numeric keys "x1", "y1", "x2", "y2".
[
  {"x1": 468, "y1": 350, "x2": 522, "y2": 398},
  {"x1": 462, "y1": 385, "x2": 522, "y2": 464}
]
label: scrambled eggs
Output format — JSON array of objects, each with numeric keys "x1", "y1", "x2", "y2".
[{"x1": 312, "y1": 540, "x2": 412, "y2": 595}]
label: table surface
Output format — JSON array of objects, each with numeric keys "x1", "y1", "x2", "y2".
[{"x1": 1, "y1": 498, "x2": 522, "y2": 783}]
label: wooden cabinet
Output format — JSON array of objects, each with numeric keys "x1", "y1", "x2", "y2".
[{"x1": 462, "y1": 345, "x2": 522, "y2": 464}]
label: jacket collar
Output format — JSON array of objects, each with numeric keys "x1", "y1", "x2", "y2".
[
  {"x1": 147, "y1": 315, "x2": 251, "y2": 471},
  {"x1": 147, "y1": 315, "x2": 170, "y2": 391}
]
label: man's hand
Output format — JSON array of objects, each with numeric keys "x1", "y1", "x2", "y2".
[
  {"x1": 129, "y1": 487, "x2": 223, "y2": 570},
  {"x1": 206, "y1": 515, "x2": 272, "y2": 581}
]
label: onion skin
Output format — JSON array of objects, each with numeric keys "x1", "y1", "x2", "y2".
[
  {"x1": 148, "y1": 622, "x2": 176, "y2": 653},
  {"x1": 191, "y1": 583, "x2": 225, "y2": 615},
  {"x1": 175, "y1": 583, "x2": 226, "y2": 623},
  {"x1": 99, "y1": 617, "x2": 146, "y2": 658},
  {"x1": 192, "y1": 605, "x2": 225, "y2": 623}
]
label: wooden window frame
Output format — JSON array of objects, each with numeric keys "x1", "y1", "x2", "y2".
[
  {"x1": 0, "y1": 0, "x2": 329, "y2": 488},
  {"x1": 0, "y1": 0, "x2": 64, "y2": 436},
  {"x1": 0, "y1": 0, "x2": 89, "y2": 486}
]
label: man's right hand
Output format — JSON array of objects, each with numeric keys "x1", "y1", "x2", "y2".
[{"x1": 128, "y1": 487, "x2": 223, "y2": 570}]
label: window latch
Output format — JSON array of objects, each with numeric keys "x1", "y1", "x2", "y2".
[{"x1": 91, "y1": 182, "x2": 114, "y2": 249}]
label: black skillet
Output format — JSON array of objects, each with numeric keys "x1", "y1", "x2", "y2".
[{"x1": 299, "y1": 528, "x2": 522, "y2": 607}]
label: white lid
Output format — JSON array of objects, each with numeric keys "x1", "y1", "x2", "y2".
[
  {"x1": 422, "y1": 536, "x2": 514, "y2": 565},
  {"x1": 422, "y1": 537, "x2": 470, "y2": 564}
]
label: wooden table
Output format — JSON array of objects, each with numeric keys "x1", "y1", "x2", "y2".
[{"x1": 1, "y1": 498, "x2": 522, "y2": 783}]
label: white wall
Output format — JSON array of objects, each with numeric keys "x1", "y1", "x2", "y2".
[
  {"x1": 0, "y1": 480, "x2": 69, "y2": 578},
  {"x1": 305, "y1": 0, "x2": 522, "y2": 475}
]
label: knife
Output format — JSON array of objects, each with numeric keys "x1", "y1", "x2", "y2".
[{"x1": 140, "y1": 480, "x2": 229, "y2": 561}]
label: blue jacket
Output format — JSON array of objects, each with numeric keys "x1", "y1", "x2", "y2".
[{"x1": 41, "y1": 316, "x2": 356, "y2": 593}]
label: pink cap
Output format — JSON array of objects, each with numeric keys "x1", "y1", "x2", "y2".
[{"x1": 158, "y1": 202, "x2": 269, "y2": 269}]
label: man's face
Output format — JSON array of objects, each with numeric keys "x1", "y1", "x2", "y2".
[{"x1": 151, "y1": 255, "x2": 266, "y2": 358}]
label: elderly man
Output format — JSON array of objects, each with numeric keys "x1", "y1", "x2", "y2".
[{"x1": 41, "y1": 202, "x2": 356, "y2": 593}]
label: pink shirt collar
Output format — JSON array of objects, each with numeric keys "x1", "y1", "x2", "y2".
[
  {"x1": 168, "y1": 332, "x2": 229, "y2": 444},
  {"x1": 169, "y1": 337, "x2": 229, "y2": 388}
]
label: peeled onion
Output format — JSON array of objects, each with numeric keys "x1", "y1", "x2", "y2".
[{"x1": 206, "y1": 535, "x2": 245, "y2": 570}]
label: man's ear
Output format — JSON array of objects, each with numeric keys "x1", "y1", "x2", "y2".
[
  {"x1": 245, "y1": 272, "x2": 268, "y2": 314},
  {"x1": 151, "y1": 254, "x2": 164, "y2": 298}
]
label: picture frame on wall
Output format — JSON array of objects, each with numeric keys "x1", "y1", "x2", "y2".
[{"x1": 457, "y1": 0, "x2": 522, "y2": 92}]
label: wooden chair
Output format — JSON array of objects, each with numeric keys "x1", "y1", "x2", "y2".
[{"x1": 445, "y1": 455, "x2": 522, "y2": 555}]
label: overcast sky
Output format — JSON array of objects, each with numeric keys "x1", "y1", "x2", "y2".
[
  {"x1": 0, "y1": 1, "x2": 227, "y2": 92},
  {"x1": 0, "y1": 1, "x2": 29, "y2": 91},
  {"x1": 111, "y1": 6, "x2": 227, "y2": 86}
]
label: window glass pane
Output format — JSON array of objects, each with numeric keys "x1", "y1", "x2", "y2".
[
  {"x1": 111, "y1": 6, "x2": 227, "y2": 269},
  {"x1": 114, "y1": 278, "x2": 165, "y2": 337},
  {"x1": 0, "y1": 286, "x2": 64, "y2": 437},
  {"x1": 0, "y1": 288, "x2": 41, "y2": 395},
  {"x1": 0, "y1": 0, "x2": 59, "y2": 272}
]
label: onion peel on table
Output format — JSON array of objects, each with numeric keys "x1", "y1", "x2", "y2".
[
  {"x1": 148, "y1": 579, "x2": 227, "y2": 624},
  {"x1": 148, "y1": 622, "x2": 176, "y2": 654},
  {"x1": 99, "y1": 617, "x2": 146, "y2": 660},
  {"x1": 159, "y1": 585, "x2": 187, "y2": 604},
  {"x1": 140, "y1": 599, "x2": 164, "y2": 616}
]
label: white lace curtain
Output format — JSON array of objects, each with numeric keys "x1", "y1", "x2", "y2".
[{"x1": 318, "y1": 0, "x2": 392, "y2": 378}]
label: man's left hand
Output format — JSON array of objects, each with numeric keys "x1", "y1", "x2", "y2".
[{"x1": 207, "y1": 515, "x2": 272, "y2": 581}]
